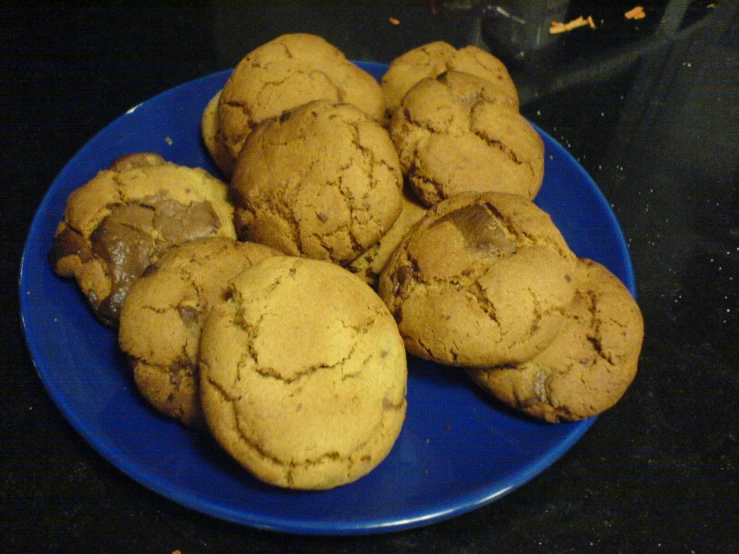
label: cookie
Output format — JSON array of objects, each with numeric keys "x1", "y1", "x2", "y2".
[
  {"x1": 378, "y1": 191, "x2": 577, "y2": 367},
  {"x1": 49, "y1": 153, "x2": 236, "y2": 326},
  {"x1": 217, "y1": 33, "x2": 385, "y2": 173},
  {"x1": 389, "y1": 71, "x2": 544, "y2": 206},
  {"x1": 348, "y1": 186, "x2": 428, "y2": 287},
  {"x1": 199, "y1": 256, "x2": 407, "y2": 490},
  {"x1": 231, "y1": 100, "x2": 403, "y2": 265},
  {"x1": 381, "y1": 41, "x2": 519, "y2": 119},
  {"x1": 201, "y1": 90, "x2": 235, "y2": 178},
  {"x1": 467, "y1": 258, "x2": 644, "y2": 422},
  {"x1": 118, "y1": 237, "x2": 282, "y2": 427}
]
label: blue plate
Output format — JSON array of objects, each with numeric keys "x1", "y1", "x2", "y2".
[{"x1": 19, "y1": 62, "x2": 635, "y2": 535}]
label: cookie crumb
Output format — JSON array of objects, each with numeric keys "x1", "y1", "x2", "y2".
[
  {"x1": 389, "y1": 17, "x2": 400, "y2": 26},
  {"x1": 549, "y1": 16, "x2": 591, "y2": 34},
  {"x1": 625, "y1": 6, "x2": 646, "y2": 20},
  {"x1": 165, "y1": 136, "x2": 173, "y2": 145}
]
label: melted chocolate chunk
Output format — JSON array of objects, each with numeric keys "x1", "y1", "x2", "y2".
[
  {"x1": 150, "y1": 196, "x2": 220, "y2": 243},
  {"x1": 177, "y1": 305, "x2": 200, "y2": 328},
  {"x1": 141, "y1": 263, "x2": 160, "y2": 278},
  {"x1": 393, "y1": 264, "x2": 416, "y2": 297},
  {"x1": 90, "y1": 213, "x2": 157, "y2": 324},
  {"x1": 437, "y1": 71, "x2": 485, "y2": 107},
  {"x1": 433, "y1": 203, "x2": 517, "y2": 255},
  {"x1": 48, "y1": 224, "x2": 93, "y2": 273}
]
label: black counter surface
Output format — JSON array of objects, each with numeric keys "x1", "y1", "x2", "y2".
[{"x1": 2, "y1": 2, "x2": 737, "y2": 552}]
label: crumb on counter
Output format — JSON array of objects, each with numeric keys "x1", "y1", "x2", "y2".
[
  {"x1": 549, "y1": 16, "x2": 592, "y2": 34},
  {"x1": 625, "y1": 6, "x2": 646, "y2": 20},
  {"x1": 389, "y1": 16, "x2": 400, "y2": 26}
]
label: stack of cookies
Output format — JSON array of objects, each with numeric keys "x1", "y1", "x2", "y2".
[
  {"x1": 49, "y1": 34, "x2": 643, "y2": 490},
  {"x1": 50, "y1": 151, "x2": 408, "y2": 491},
  {"x1": 375, "y1": 42, "x2": 642, "y2": 423},
  {"x1": 384, "y1": 42, "x2": 544, "y2": 205},
  {"x1": 377, "y1": 191, "x2": 643, "y2": 423}
]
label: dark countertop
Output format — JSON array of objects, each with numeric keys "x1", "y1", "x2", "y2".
[{"x1": 2, "y1": 2, "x2": 737, "y2": 552}]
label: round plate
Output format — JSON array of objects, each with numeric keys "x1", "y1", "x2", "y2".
[{"x1": 19, "y1": 62, "x2": 635, "y2": 535}]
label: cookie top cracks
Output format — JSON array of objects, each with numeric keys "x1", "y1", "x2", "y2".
[
  {"x1": 381, "y1": 41, "x2": 520, "y2": 119},
  {"x1": 389, "y1": 71, "x2": 544, "y2": 206},
  {"x1": 467, "y1": 258, "x2": 644, "y2": 422},
  {"x1": 378, "y1": 191, "x2": 577, "y2": 368},
  {"x1": 199, "y1": 256, "x2": 407, "y2": 490},
  {"x1": 218, "y1": 33, "x2": 385, "y2": 164},
  {"x1": 231, "y1": 100, "x2": 404, "y2": 265}
]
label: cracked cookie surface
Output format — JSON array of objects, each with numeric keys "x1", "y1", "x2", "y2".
[
  {"x1": 389, "y1": 71, "x2": 544, "y2": 207},
  {"x1": 49, "y1": 153, "x2": 236, "y2": 326},
  {"x1": 348, "y1": 186, "x2": 428, "y2": 287},
  {"x1": 467, "y1": 258, "x2": 644, "y2": 422},
  {"x1": 231, "y1": 100, "x2": 403, "y2": 265},
  {"x1": 217, "y1": 33, "x2": 385, "y2": 172},
  {"x1": 118, "y1": 237, "x2": 282, "y2": 427},
  {"x1": 381, "y1": 41, "x2": 519, "y2": 120},
  {"x1": 378, "y1": 191, "x2": 576, "y2": 368},
  {"x1": 199, "y1": 256, "x2": 407, "y2": 490}
]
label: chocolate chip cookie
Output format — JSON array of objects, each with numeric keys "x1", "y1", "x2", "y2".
[
  {"x1": 231, "y1": 100, "x2": 403, "y2": 265},
  {"x1": 49, "y1": 153, "x2": 236, "y2": 326},
  {"x1": 389, "y1": 71, "x2": 544, "y2": 206},
  {"x1": 199, "y1": 256, "x2": 407, "y2": 490},
  {"x1": 381, "y1": 41, "x2": 519, "y2": 119},
  {"x1": 467, "y1": 258, "x2": 644, "y2": 422},
  {"x1": 216, "y1": 33, "x2": 385, "y2": 174},
  {"x1": 201, "y1": 91, "x2": 235, "y2": 178},
  {"x1": 118, "y1": 237, "x2": 281, "y2": 427},
  {"x1": 378, "y1": 191, "x2": 577, "y2": 367}
]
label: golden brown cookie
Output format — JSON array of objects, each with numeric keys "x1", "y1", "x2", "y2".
[
  {"x1": 201, "y1": 91, "x2": 235, "y2": 178},
  {"x1": 378, "y1": 191, "x2": 577, "y2": 368},
  {"x1": 217, "y1": 33, "x2": 385, "y2": 172},
  {"x1": 381, "y1": 41, "x2": 519, "y2": 119},
  {"x1": 118, "y1": 237, "x2": 282, "y2": 427},
  {"x1": 389, "y1": 71, "x2": 544, "y2": 206},
  {"x1": 467, "y1": 258, "x2": 644, "y2": 422},
  {"x1": 49, "y1": 153, "x2": 236, "y2": 326},
  {"x1": 231, "y1": 100, "x2": 403, "y2": 265},
  {"x1": 348, "y1": 186, "x2": 428, "y2": 287},
  {"x1": 199, "y1": 256, "x2": 408, "y2": 490}
]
